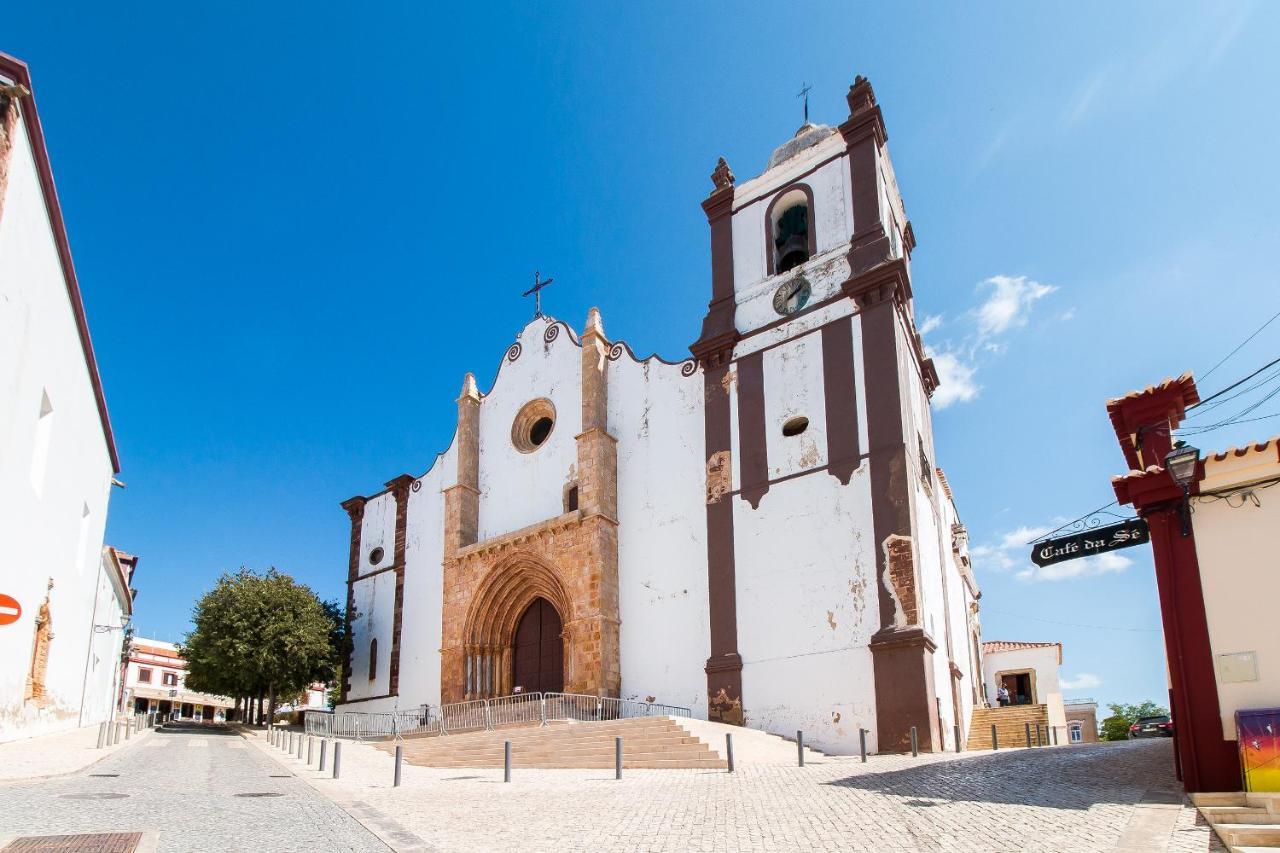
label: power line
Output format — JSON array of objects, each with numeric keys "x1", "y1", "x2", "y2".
[
  {"x1": 1183, "y1": 363, "x2": 1280, "y2": 419},
  {"x1": 1189, "y1": 355, "x2": 1280, "y2": 411},
  {"x1": 1200, "y1": 308, "x2": 1280, "y2": 382},
  {"x1": 983, "y1": 608, "x2": 1160, "y2": 634},
  {"x1": 1179, "y1": 384, "x2": 1280, "y2": 434}
]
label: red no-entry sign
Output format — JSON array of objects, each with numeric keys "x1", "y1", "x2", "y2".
[{"x1": 0, "y1": 594, "x2": 22, "y2": 626}]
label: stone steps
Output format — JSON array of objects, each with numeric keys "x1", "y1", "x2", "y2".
[
  {"x1": 377, "y1": 716, "x2": 728, "y2": 770},
  {"x1": 1192, "y1": 792, "x2": 1280, "y2": 849},
  {"x1": 966, "y1": 705, "x2": 1051, "y2": 750}
]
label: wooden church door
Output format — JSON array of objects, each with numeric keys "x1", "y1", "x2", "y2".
[{"x1": 513, "y1": 598, "x2": 564, "y2": 695}]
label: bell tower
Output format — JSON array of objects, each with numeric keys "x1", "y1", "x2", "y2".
[{"x1": 690, "y1": 77, "x2": 944, "y2": 752}]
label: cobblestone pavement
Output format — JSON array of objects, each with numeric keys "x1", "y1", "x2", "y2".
[
  {"x1": 0, "y1": 720, "x2": 150, "y2": 782},
  {"x1": 0, "y1": 724, "x2": 388, "y2": 853},
  {"x1": 262, "y1": 734, "x2": 1223, "y2": 853}
]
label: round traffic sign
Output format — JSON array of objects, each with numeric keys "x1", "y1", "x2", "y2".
[{"x1": 0, "y1": 594, "x2": 21, "y2": 626}]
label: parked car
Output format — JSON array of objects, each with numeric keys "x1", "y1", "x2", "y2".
[{"x1": 1129, "y1": 715, "x2": 1174, "y2": 738}]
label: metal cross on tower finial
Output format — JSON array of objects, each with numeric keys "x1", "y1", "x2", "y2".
[
  {"x1": 522, "y1": 270, "x2": 554, "y2": 318},
  {"x1": 797, "y1": 82, "x2": 813, "y2": 125}
]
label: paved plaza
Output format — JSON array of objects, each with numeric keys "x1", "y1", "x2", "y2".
[
  {"x1": 254, "y1": 730, "x2": 1224, "y2": 852},
  {"x1": 0, "y1": 724, "x2": 1228, "y2": 852}
]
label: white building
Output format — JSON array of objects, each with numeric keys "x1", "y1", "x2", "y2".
[
  {"x1": 981, "y1": 640, "x2": 1067, "y2": 736},
  {"x1": 0, "y1": 53, "x2": 129, "y2": 743},
  {"x1": 122, "y1": 638, "x2": 232, "y2": 723},
  {"x1": 335, "y1": 78, "x2": 986, "y2": 755}
]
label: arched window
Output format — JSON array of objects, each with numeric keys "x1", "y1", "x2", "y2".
[
  {"x1": 766, "y1": 185, "x2": 816, "y2": 275},
  {"x1": 368, "y1": 638, "x2": 378, "y2": 681}
]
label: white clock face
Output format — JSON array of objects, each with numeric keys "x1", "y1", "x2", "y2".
[{"x1": 772, "y1": 276, "x2": 812, "y2": 316}]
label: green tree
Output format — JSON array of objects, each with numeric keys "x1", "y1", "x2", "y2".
[
  {"x1": 183, "y1": 568, "x2": 347, "y2": 725},
  {"x1": 1100, "y1": 700, "x2": 1170, "y2": 741}
]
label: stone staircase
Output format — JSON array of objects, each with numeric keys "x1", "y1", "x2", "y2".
[
  {"x1": 376, "y1": 716, "x2": 727, "y2": 769},
  {"x1": 966, "y1": 704, "x2": 1050, "y2": 750},
  {"x1": 1192, "y1": 791, "x2": 1280, "y2": 850}
]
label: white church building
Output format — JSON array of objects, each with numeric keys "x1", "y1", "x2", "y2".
[{"x1": 336, "y1": 77, "x2": 985, "y2": 754}]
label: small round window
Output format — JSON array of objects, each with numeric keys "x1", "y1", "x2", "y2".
[
  {"x1": 512, "y1": 398, "x2": 557, "y2": 453},
  {"x1": 782, "y1": 416, "x2": 809, "y2": 437},
  {"x1": 368, "y1": 547, "x2": 385, "y2": 564}
]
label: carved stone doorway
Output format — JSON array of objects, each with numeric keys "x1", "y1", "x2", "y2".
[{"x1": 513, "y1": 597, "x2": 563, "y2": 695}]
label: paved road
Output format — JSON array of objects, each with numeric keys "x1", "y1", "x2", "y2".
[{"x1": 0, "y1": 724, "x2": 388, "y2": 853}]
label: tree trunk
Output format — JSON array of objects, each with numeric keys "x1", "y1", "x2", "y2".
[
  {"x1": 233, "y1": 696, "x2": 242, "y2": 723},
  {"x1": 268, "y1": 683, "x2": 277, "y2": 727}
]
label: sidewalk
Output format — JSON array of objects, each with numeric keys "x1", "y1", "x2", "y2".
[{"x1": 0, "y1": 719, "x2": 151, "y2": 783}]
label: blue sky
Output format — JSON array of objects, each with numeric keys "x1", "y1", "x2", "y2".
[{"x1": 8, "y1": 2, "x2": 1279, "y2": 715}]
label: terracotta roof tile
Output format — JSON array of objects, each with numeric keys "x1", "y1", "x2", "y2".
[{"x1": 982, "y1": 640, "x2": 1063, "y2": 665}]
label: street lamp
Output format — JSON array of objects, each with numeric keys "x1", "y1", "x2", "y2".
[{"x1": 1165, "y1": 441, "x2": 1200, "y2": 537}]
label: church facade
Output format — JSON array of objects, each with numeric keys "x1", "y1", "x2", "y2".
[{"x1": 336, "y1": 77, "x2": 984, "y2": 754}]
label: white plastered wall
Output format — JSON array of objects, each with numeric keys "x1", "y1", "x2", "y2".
[
  {"x1": 1192, "y1": 451, "x2": 1280, "y2": 740},
  {"x1": 0, "y1": 98, "x2": 116, "y2": 742},
  {"x1": 346, "y1": 491, "x2": 400, "y2": 703},
  {"x1": 731, "y1": 317, "x2": 880, "y2": 755},
  {"x1": 611, "y1": 353, "x2": 709, "y2": 712},
  {"x1": 395, "y1": 443, "x2": 454, "y2": 712},
  {"x1": 476, "y1": 319, "x2": 583, "y2": 541},
  {"x1": 983, "y1": 646, "x2": 1065, "y2": 730}
]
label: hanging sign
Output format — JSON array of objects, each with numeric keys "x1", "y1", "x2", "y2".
[
  {"x1": 1030, "y1": 518, "x2": 1149, "y2": 567},
  {"x1": 0, "y1": 594, "x2": 22, "y2": 626}
]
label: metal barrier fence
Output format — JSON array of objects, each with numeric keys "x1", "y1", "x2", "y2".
[
  {"x1": 307, "y1": 692, "x2": 691, "y2": 741},
  {"x1": 304, "y1": 709, "x2": 436, "y2": 740}
]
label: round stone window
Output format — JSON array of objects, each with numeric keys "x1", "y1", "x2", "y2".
[{"x1": 512, "y1": 398, "x2": 556, "y2": 453}]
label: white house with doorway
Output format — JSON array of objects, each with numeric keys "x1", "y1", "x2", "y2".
[
  {"x1": 0, "y1": 53, "x2": 131, "y2": 743},
  {"x1": 982, "y1": 640, "x2": 1067, "y2": 737}
]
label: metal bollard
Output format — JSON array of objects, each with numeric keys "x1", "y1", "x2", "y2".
[
  {"x1": 991, "y1": 723, "x2": 999, "y2": 751},
  {"x1": 1036, "y1": 723, "x2": 1043, "y2": 747},
  {"x1": 797, "y1": 730, "x2": 805, "y2": 767},
  {"x1": 333, "y1": 740, "x2": 342, "y2": 778},
  {"x1": 97, "y1": 721, "x2": 108, "y2": 749},
  {"x1": 954, "y1": 724, "x2": 961, "y2": 753},
  {"x1": 288, "y1": 731, "x2": 294, "y2": 753},
  {"x1": 910, "y1": 726, "x2": 919, "y2": 757},
  {"x1": 125, "y1": 718, "x2": 131, "y2": 740},
  {"x1": 397, "y1": 744, "x2": 405, "y2": 787},
  {"x1": 1025, "y1": 722, "x2": 1032, "y2": 747},
  {"x1": 298, "y1": 735, "x2": 304, "y2": 759},
  {"x1": 502, "y1": 741, "x2": 510, "y2": 783},
  {"x1": 725, "y1": 733, "x2": 734, "y2": 773},
  {"x1": 1052, "y1": 726, "x2": 1058, "y2": 746},
  {"x1": 113, "y1": 721, "x2": 121, "y2": 745},
  {"x1": 319, "y1": 739, "x2": 327, "y2": 772},
  {"x1": 307, "y1": 736, "x2": 314, "y2": 766},
  {"x1": 615, "y1": 737, "x2": 622, "y2": 780},
  {"x1": 859, "y1": 728, "x2": 868, "y2": 763}
]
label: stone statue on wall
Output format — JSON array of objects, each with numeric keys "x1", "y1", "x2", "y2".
[{"x1": 24, "y1": 580, "x2": 54, "y2": 705}]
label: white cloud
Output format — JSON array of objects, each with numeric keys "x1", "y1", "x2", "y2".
[
  {"x1": 920, "y1": 275, "x2": 1056, "y2": 409},
  {"x1": 974, "y1": 275, "x2": 1057, "y2": 339},
  {"x1": 1016, "y1": 551, "x2": 1133, "y2": 583},
  {"x1": 972, "y1": 524, "x2": 1133, "y2": 583},
  {"x1": 928, "y1": 350, "x2": 979, "y2": 410},
  {"x1": 919, "y1": 314, "x2": 944, "y2": 335},
  {"x1": 1061, "y1": 672, "x2": 1102, "y2": 690}
]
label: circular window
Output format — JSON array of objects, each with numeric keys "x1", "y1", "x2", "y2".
[
  {"x1": 512, "y1": 398, "x2": 557, "y2": 453},
  {"x1": 369, "y1": 547, "x2": 384, "y2": 564},
  {"x1": 782, "y1": 416, "x2": 810, "y2": 437}
]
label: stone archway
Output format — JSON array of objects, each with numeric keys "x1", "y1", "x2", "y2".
[{"x1": 457, "y1": 552, "x2": 573, "y2": 700}]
